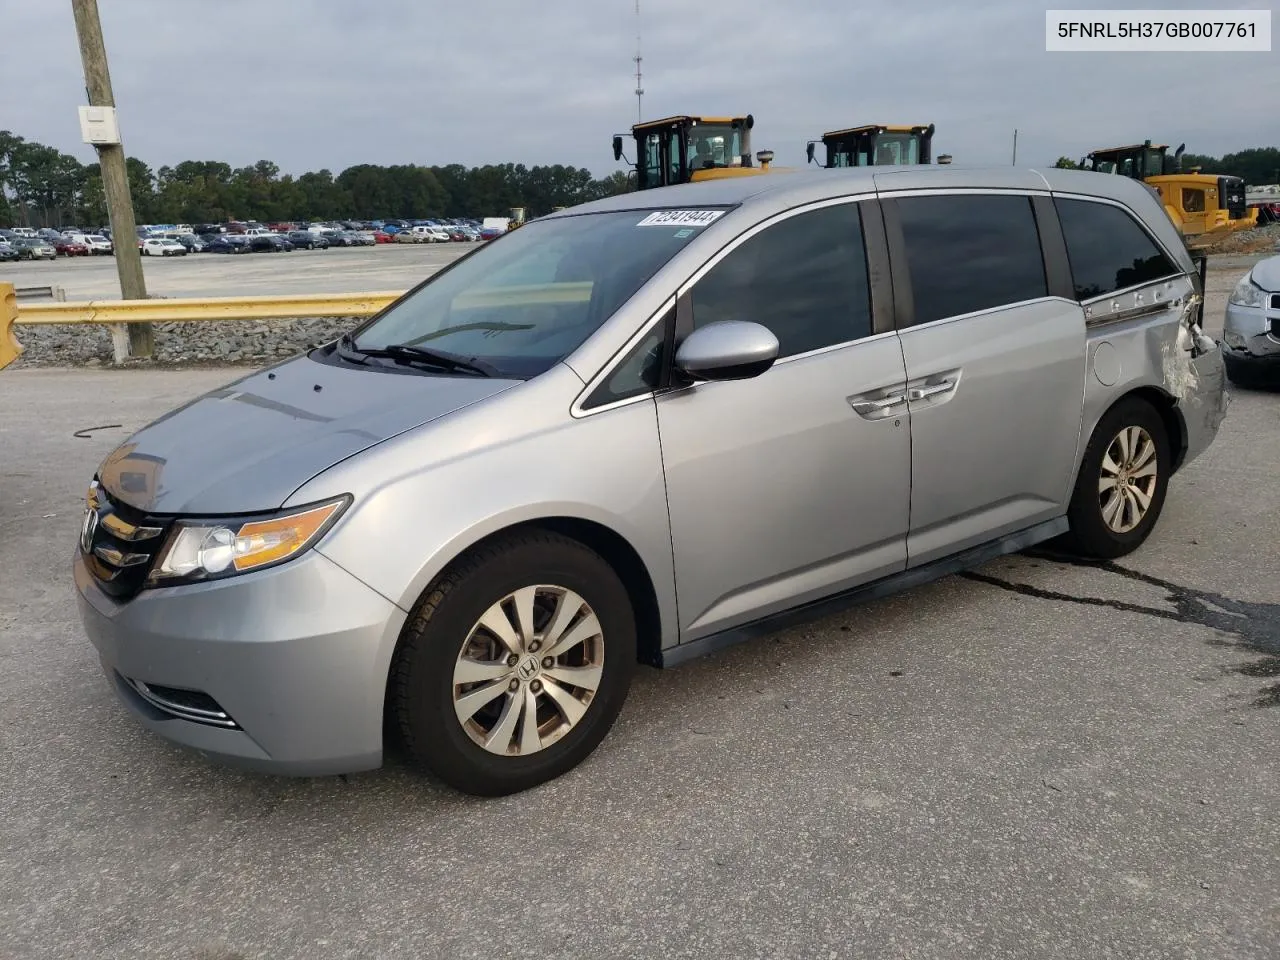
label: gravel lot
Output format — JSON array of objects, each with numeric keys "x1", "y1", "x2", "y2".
[
  {"x1": 0, "y1": 293, "x2": 1277, "y2": 956},
  {"x1": 6, "y1": 250, "x2": 1270, "y2": 368}
]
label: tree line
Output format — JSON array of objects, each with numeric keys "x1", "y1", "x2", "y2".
[
  {"x1": 0, "y1": 130, "x2": 635, "y2": 229},
  {"x1": 1054, "y1": 146, "x2": 1280, "y2": 183}
]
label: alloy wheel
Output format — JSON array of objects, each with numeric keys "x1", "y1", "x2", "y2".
[
  {"x1": 452, "y1": 585, "x2": 604, "y2": 757},
  {"x1": 1098, "y1": 425, "x2": 1158, "y2": 533}
]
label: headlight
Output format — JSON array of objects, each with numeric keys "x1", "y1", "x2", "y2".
[
  {"x1": 1228, "y1": 273, "x2": 1266, "y2": 307},
  {"x1": 147, "y1": 496, "x2": 349, "y2": 585}
]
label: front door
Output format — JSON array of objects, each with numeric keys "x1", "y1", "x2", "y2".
[
  {"x1": 656, "y1": 199, "x2": 912, "y2": 641},
  {"x1": 883, "y1": 191, "x2": 1087, "y2": 565}
]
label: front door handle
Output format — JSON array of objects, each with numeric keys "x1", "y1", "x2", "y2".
[
  {"x1": 907, "y1": 380, "x2": 955, "y2": 402},
  {"x1": 848, "y1": 393, "x2": 908, "y2": 418}
]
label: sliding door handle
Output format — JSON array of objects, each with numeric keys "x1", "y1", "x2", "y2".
[
  {"x1": 907, "y1": 380, "x2": 955, "y2": 402},
  {"x1": 848, "y1": 393, "x2": 908, "y2": 417}
]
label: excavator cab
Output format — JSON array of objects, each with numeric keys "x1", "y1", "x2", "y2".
[
  {"x1": 1082, "y1": 139, "x2": 1256, "y2": 245},
  {"x1": 614, "y1": 115, "x2": 772, "y2": 190},
  {"x1": 806, "y1": 124, "x2": 935, "y2": 167}
]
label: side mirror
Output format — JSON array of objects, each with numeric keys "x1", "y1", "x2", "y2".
[
  {"x1": 674, "y1": 321, "x2": 779, "y2": 382},
  {"x1": 612, "y1": 136, "x2": 624, "y2": 162},
  {"x1": 806, "y1": 142, "x2": 816, "y2": 164}
]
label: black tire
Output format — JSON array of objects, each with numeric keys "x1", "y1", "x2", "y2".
[
  {"x1": 1059, "y1": 396, "x2": 1171, "y2": 559},
  {"x1": 390, "y1": 531, "x2": 635, "y2": 796}
]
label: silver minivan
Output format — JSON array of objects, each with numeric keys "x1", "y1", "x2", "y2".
[{"x1": 74, "y1": 167, "x2": 1228, "y2": 795}]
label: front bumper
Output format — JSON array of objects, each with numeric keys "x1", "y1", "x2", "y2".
[
  {"x1": 74, "y1": 547, "x2": 406, "y2": 776},
  {"x1": 1222, "y1": 299, "x2": 1280, "y2": 376}
]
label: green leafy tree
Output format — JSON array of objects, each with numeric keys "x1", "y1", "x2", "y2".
[
  {"x1": 8, "y1": 142, "x2": 86, "y2": 226},
  {"x1": 1053, "y1": 156, "x2": 1081, "y2": 169},
  {"x1": 124, "y1": 156, "x2": 157, "y2": 222}
]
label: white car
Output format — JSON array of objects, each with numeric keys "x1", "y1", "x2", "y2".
[
  {"x1": 1222, "y1": 255, "x2": 1280, "y2": 386},
  {"x1": 65, "y1": 233, "x2": 113, "y2": 255},
  {"x1": 141, "y1": 238, "x2": 187, "y2": 257}
]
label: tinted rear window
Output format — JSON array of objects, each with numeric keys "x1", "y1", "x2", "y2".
[
  {"x1": 1054, "y1": 198, "x2": 1179, "y2": 300},
  {"x1": 895, "y1": 194, "x2": 1047, "y2": 325}
]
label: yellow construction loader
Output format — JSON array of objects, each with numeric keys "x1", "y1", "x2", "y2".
[
  {"x1": 806, "y1": 124, "x2": 937, "y2": 167},
  {"x1": 1081, "y1": 140, "x2": 1257, "y2": 245},
  {"x1": 613, "y1": 115, "x2": 782, "y2": 190}
]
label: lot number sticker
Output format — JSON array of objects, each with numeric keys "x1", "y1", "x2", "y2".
[{"x1": 636, "y1": 210, "x2": 725, "y2": 227}]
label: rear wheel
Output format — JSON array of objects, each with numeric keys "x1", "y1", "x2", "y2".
[
  {"x1": 1059, "y1": 397, "x2": 1170, "y2": 558},
  {"x1": 390, "y1": 532, "x2": 635, "y2": 796}
]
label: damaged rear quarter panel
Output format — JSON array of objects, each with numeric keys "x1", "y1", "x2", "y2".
[{"x1": 1075, "y1": 276, "x2": 1229, "y2": 489}]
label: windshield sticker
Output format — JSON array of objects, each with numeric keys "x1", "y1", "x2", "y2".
[
  {"x1": 673, "y1": 228, "x2": 694, "y2": 238},
  {"x1": 636, "y1": 210, "x2": 725, "y2": 227}
]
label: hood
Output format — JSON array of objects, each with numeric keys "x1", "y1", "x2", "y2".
[
  {"x1": 97, "y1": 353, "x2": 517, "y2": 515},
  {"x1": 1249, "y1": 254, "x2": 1280, "y2": 292}
]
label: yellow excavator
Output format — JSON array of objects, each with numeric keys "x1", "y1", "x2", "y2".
[
  {"x1": 613, "y1": 115, "x2": 782, "y2": 190},
  {"x1": 1081, "y1": 140, "x2": 1257, "y2": 245},
  {"x1": 806, "y1": 124, "x2": 938, "y2": 167}
]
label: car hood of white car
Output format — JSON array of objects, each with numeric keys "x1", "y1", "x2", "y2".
[{"x1": 1249, "y1": 255, "x2": 1280, "y2": 292}]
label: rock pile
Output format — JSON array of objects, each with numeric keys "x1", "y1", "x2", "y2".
[{"x1": 13, "y1": 316, "x2": 361, "y2": 367}]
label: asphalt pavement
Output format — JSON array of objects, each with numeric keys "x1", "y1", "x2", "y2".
[{"x1": 1, "y1": 294, "x2": 1278, "y2": 957}]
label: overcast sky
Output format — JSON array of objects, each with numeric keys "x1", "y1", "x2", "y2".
[{"x1": 5, "y1": 0, "x2": 1277, "y2": 178}]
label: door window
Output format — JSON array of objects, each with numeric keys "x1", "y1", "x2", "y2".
[
  {"x1": 641, "y1": 134, "x2": 662, "y2": 189},
  {"x1": 1054, "y1": 197, "x2": 1179, "y2": 300},
  {"x1": 689, "y1": 202, "x2": 872, "y2": 358},
  {"x1": 895, "y1": 194, "x2": 1048, "y2": 325}
]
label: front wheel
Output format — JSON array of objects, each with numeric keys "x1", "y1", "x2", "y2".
[
  {"x1": 1059, "y1": 397, "x2": 1171, "y2": 559},
  {"x1": 390, "y1": 532, "x2": 635, "y2": 796}
]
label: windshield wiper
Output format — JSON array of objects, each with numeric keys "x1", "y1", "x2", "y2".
[{"x1": 337, "y1": 334, "x2": 498, "y2": 377}]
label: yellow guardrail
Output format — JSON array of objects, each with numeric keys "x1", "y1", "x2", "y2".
[
  {"x1": 1, "y1": 284, "x2": 20, "y2": 371},
  {"x1": 0, "y1": 283, "x2": 406, "y2": 371},
  {"x1": 14, "y1": 290, "x2": 405, "y2": 325}
]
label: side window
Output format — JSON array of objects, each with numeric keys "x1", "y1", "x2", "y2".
[
  {"x1": 689, "y1": 202, "x2": 871, "y2": 359},
  {"x1": 582, "y1": 311, "x2": 670, "y2": 410},
  {"x1": 1054, "y1": 197, "x2": 1179, "y2": 300},
  {"x1": 895, "y1": 194, "x2": 1047, "y2": 325}
]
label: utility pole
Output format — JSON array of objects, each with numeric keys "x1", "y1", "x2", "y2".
[
  {"x1": 1012, "y1": 128, "x2": 1018, "y2": 165},
  {"x1": 71, "y1": 0, "x2": 152, "y2": 359}
]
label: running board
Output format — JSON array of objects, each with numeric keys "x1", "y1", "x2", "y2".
[{"x1": 654, "y1": 516, "x2": 1069, "y2": 668}]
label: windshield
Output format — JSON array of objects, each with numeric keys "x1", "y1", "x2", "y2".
[{"x1": 349, "y1": 209, "x2": 724, "y2": 378}]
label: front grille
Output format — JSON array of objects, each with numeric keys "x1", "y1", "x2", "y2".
[
  {"x1": 1271, "y1": 316, "x2": 1280, "y2": 339},
  {"x1": 81, "y1": 480, "x2": 171, "y2": 601},
  {"x1": 1220, "y1": 177, "x2": 1247, "y2": 219},
  {"x1": 1270, "y1": 294, "x2": 1280, "y2": 311},
  {"x1": 123, "y1": 675, "x2": 240, "y2": 728}
]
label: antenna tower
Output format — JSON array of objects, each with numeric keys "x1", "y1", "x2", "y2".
[{"x1": 633, "y1": 0, "x2": 644, "y2": 122}]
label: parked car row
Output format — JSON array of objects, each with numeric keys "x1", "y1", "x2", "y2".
[
  {"x1": 0, "y1": 227, "x2": 114, "y2": 261},
  {"x1": 2, "y1": 215, "x2": 500, "y2": 264}
]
